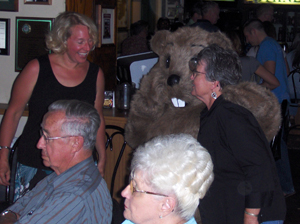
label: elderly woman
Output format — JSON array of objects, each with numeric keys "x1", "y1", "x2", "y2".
[
  {"x1": 190, "y1": 44, "x2": 286, "y2": 224},
  {"x1": 0, "y1": 11, "x2": 106, "y2": 200},
  {"x1": 121, "y1": 134, "x2": 214, "y2": 224}
]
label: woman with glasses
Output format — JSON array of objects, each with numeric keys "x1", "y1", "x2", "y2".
[
  {"x1": 121, "y1": 134, "x2": 214, "y2": 224},
  {"x1": 0, "y1": 11, "x2": 106, "y2": 201},
  {"x1": 190, "y1": 44, "x2": 286, "y2": 224}
]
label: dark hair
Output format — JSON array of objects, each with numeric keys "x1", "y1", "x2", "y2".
[
  {"x1": 196, "y1": 44, "x2": 241, "y2": 88},
  {"x1": 157, "y1": 17, "x2": 170, "y2": 31},
  {"x1": 263, "y1": 21, "x2": 276, "y2": 39},
  {"x1": 225, "y1": 30, "x2": 243, "y2": 56},
  {"x1": 191, "y1": 2, "x2": 202, "y2": 17},
  {"x1": 244, "y1": 19, "x2": 264, "y2": 33},
  {"x1": 130, "y1": 20, "x2": 149, "y2": 36}
]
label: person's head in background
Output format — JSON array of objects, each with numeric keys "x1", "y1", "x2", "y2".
[
  {"x1": 46, "y1": 11, "x2": 98, "y2": 54},
  {"x1": 225, "y1": 30, "x2": 243, "y2": 56},
  {"x1": 121, "y1": 134, "x2": 214, "y2": 224},
  {"x1": 157, "y1": 17, "x2": 170, "y2": 31},
  {"x1": 201, "y1": 1, "x2": 220, "y2": 25},
  {"x1": 243, "y1": 19, "x2": 267, "y2": 47},
  {"x1": 263, "y1": 21, "x2": 276, "y2": 39},
  {"x1": 190, "y1": 2, "x2": 203, "y2": 24},
  {"x1": 130, "y1": 20, "x2": 149, "y2": 38},
  {"x1": 256, "y1": 4, "x2": 274, "y2": 22}
]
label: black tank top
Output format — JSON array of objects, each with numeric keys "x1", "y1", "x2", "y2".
[{"x1": 18, "y1": 54, "x2": 99, "y2": 169}]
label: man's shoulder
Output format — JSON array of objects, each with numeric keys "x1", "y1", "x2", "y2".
[{"x1": 53, "y1": 158, "x2": 103, "y2": 196}]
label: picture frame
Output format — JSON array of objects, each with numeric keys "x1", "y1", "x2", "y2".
[
  {"x1": 24, "y1": 0, "x2": 52, "y2": 5},
  {"x1": 102, "y1": 8, "x2": 115, "y2": 45},
  {"x1": 0, "y1": 0, "x2": 18, "y2": 11},
  {"x1": 165, "y1": 0, "x2": 184, "y2": 19},
  {"x1": 96, "y1": 4, "x2": 102, "y2": 48},
  {"x1": 0, "y1": 18, "x2": 10, "y2": 55},
  {"x1": 15, "y1": 17, "x2": 54, "y2": 71},
  {"x1": 117, "y1": 0, "x2": 129, "y2": 29}
]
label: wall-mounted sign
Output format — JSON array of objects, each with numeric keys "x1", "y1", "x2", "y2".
[
  {"x1": 15, "y1": 17, "x2": 54, "y2": 71},
  {"x1": 245, "y1": 0, "x2": 300, "y2": 5},
  {"x1": 0, "y1": 18, "x2": 10, "y2": 55}
]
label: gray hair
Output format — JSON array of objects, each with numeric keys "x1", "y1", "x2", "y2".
[
  {"x1": 131, "y1": 134, "x2": 214, "y2": 221},
  {"x1": 46, "y1": 11, "x2": 98, "y2": 54},
  {"x1": 256, "y1": 4, "x2": 273, "y2": 18},
  {"x1": 196, "y1": 44, "x2": 241, "y2": 88},
  {"x1": 47, "y1": 100, "x2": 100, "y2": 150},
  {"x1": 201, "y1": 1, "x2": 218, "y2": 16}
]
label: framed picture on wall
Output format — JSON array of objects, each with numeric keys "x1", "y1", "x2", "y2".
[
  {"x1": 96, "y1": 4, "x2": 102, "y2": 48},
  {"x1": 24, "y1": 0, "x2": 52, "y2": 5},
  {"x1": 117, "y1": 0, "x2": 129, "y2": 29},
  {"x1": 165, "y1": 0, "x2": 184, "y2": 19},
  {"x1": 102, "y1": 8, "x2": 115, "y2": 45},
  {"x1": 0, "y1": 18, "x2": 10, "y2": 55},
  {"x1": 15, "y1": 17, "x2": 54, "y2": 71},
  {"x1": 0, "y1": 0, "x2": 18, "y2": 11}
]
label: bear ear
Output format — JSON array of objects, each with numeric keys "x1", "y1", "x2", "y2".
[{"x1": 150, "y1": 30, "x2": 170, "y2": 55}]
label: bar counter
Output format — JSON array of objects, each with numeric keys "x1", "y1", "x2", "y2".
[{"x1": 0, "y1": 103, "x2": 132, "y2": 203}]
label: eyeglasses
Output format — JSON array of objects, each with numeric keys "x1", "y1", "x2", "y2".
[
  {"x1": 129, "y1": 180, "x2": 168, "y2": 197},
  {"x1": 40, "y1": 129, "x2": 78, "y2": 143},
  {"x1": 191, "y1": 70, "x2": 206, "y2": 78}
]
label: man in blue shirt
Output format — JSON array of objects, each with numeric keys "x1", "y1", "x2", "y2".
[
  {"x1": 0, "y1": 100, "x2": 112, "y2": 223},
  {"x1": 244, "y1": 19, "x2": 295, "y2": 199},
  {"x1": 244, "y1": 19, "x2": 290, "y2": 103}
]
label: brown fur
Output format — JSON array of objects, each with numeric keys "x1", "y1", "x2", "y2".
[{"x1": 125, "y1": 27, "x2": 281, "y2": 149}]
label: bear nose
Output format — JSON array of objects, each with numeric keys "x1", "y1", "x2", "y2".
[{"x1": 167, "y1": 75, "x2": 180, "y2": 87}]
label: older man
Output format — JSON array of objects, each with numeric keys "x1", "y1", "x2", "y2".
[
  {"x1": 0, "y1": 100, "x2": 112, "y2": 224},
  {"x1": 256, "y1": 4, "x2": 274, "y2": 22}
]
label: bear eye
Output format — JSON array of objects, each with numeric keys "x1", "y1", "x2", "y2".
[{"x1": 166, "y1": 56, "x2": 170, "y2": 68}]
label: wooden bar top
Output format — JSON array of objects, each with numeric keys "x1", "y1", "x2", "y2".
[{"x1": 0, "y1": 103, "x2": 129, "y2": 120}]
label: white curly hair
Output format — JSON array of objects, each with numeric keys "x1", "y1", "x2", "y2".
[{"x1": 130, "y1": 134, "x2": 214, "y2": 220}]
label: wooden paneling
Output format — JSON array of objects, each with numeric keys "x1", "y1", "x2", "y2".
[{"x1": 66, "y1": 0, "x2": 94, "y2": 17}]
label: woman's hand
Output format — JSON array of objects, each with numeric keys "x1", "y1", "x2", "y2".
[{"x1": 0, "y1": 149, "x2": 10, "y2": 186}]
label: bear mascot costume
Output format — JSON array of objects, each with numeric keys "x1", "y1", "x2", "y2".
[{"x1": 124, "y1": 26, "x2": 281, "y2": 149}]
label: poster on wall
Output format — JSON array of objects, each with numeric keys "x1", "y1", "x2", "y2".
[
  {"x1": 0, "y1": 18, "x2": 10, "y2": 55},
  {"x1": 102, "y1": 8, "x2": 115, "y2": 45},
  {"x1": 15, "y1": 17, "x2": 54, "y2": 71}
]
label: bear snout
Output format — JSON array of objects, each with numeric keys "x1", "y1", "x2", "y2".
[{"x1": 167, "y1": 74, "x2": 180, "y2": 87}]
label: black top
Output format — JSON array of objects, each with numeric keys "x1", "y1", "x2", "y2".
[
  {"x1": 198, "y1": 96, "x2": 286, "y2": 223},
  {"x1": 190, "y1": 19, "x2": 219, "y2": 32},
  {"x1": 18, "y1": 54, "x2": 99, "y2": 169}
]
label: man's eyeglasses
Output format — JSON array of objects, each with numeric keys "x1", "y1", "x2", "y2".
[
  {"x1": 40, "y1": 129, "x2": 78, "y2": 143},
  {"x1": 129, "y1": 180, "x2": 168, "y2": 197}
]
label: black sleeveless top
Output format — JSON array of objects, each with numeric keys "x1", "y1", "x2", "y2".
[{"x1": 18, "y1": 54, "x2": 99, "y2": 169}]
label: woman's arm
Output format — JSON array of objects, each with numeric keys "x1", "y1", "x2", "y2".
[
  {"x1": 244, "y1": 208, "x2": 260, "y2": 224},
  {"x1": 0, "y1": 59, "x2": 39, "y2": 186},
  {"x1": 94, "y1": 68, "x2": 106, "y2": 177},
  {"x1": 255, "y1": 65, "x2": 279, "y2": 90}
]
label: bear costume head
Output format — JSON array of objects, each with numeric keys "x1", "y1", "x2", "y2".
[{"x1": 125, "y1": 26, "x2": 281, "y2": 149}]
